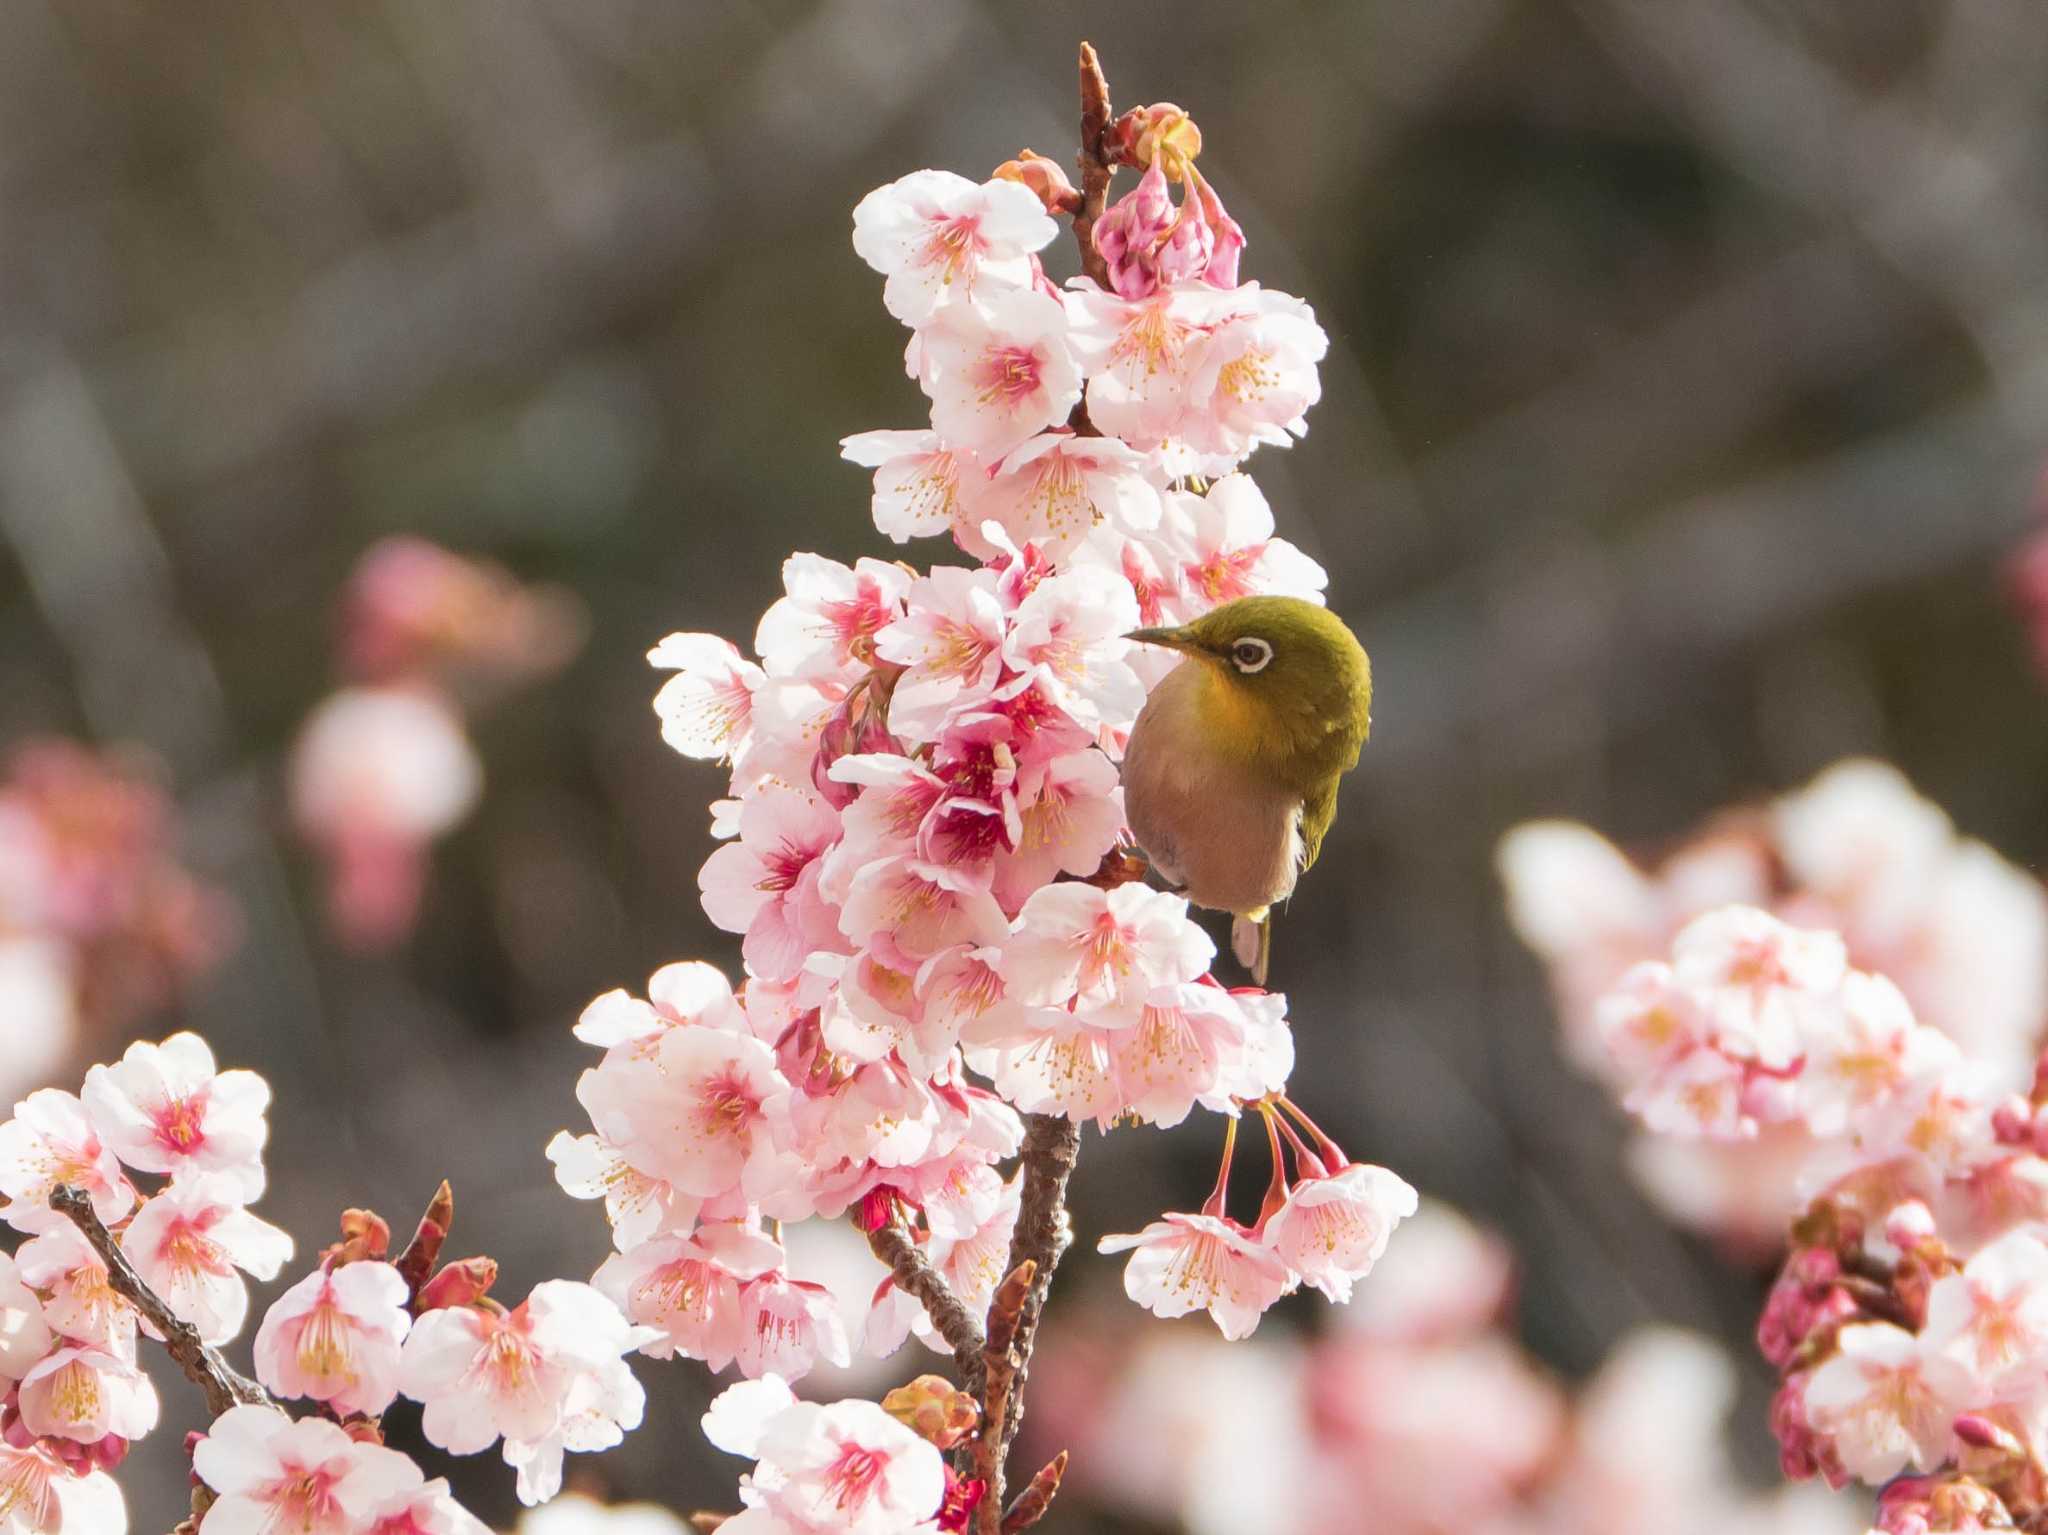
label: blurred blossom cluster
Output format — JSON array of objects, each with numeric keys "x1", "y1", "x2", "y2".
[
  {"x1": 1500, "y1": 759, "x2": 2048, "y2": 1249},
  {"x1": 1034, "y1": 1202, "x2": 1858, "y2": 1535},
  {"x1": 1570, "y1": 898, "x2": 2048, "y2": 1527},
  {"x1": 0, "y1": 742, "x2": 231, "y2": 1107},
  {"x1": 290, "y1": 538, "x2": 585, "y2": 950}
]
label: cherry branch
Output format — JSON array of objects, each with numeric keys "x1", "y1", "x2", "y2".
[
  {"x1": 864, "y1": 1219, "x2": 988, "y2": 1396},
  {"x1": 50, "y1": 1185, "x2": 274, "y2": 1418},
  {"x1": 1072, "y1": 41, "x2": 1115, "y2": 288},
  {"x1": 996, "y1": 1113, "x2": 1079, "y2": 1444}
]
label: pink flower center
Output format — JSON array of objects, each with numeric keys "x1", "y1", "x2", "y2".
[
  {"x1": 265, "y1": 1466, "x2": 346, "y2": 1532},
  {"x1": 296, "y1": 1292, "x2": 358, "y2": 1386},
  {"x1": 975, "y1": 346, "x2": 1044, "y2": 410},
  {"x1": 820, "y1": 581, "x2": 894, "y2": 666},
  {"x1": 153, "y1": 1090, "x2": 209, "y2": 1155},
  {"x1": 920, "y1": 216, "x2": 982, "y2": 281},
  {"x1": 0, "y1": 1447, "x2": 59, "y2": 1529},
  {"x1": 698, "y1": 1071, "x2": 761, "y2": 1134},
  {"x1": 1080, "y1": 914, "x2": 1134, "y2": 992},
  {"x1": 756, "y1": 840, "x2": 815, "y2": 895},
  {"x1": 1188, "y1": 545, "x2": 1263, "y2": 604},
  {"x1": 825, "y1": 1440, "x2": 889, "y2": 1511},
  {"x1": 165, "y1": 1219, "x2": 233, "y2": 1279}
]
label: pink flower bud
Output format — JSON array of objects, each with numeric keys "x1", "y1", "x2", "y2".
[
  {"x1": 1993, "y1": 1094, "x2": 2034, "y2": 1144},
  {"x1": 992, "y1": 151, "x2": 1081, "y2": 216},
  {"x1": 415, "y1": 1256, "x2": 497, "y2": 1311}
]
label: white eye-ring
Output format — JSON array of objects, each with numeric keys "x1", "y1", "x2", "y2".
[{"x1": 1230, "y1": 636, "x2": 1274, "y2": 674}]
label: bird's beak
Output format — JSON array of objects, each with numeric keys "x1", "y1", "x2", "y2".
[{"x1": 1125, "y1": 625, "x2": 1193, "y2": 652}]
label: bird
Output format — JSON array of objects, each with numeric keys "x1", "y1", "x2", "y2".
[{"x1": 1119, "y1": 595, "x2": 1372, "y2": 986}]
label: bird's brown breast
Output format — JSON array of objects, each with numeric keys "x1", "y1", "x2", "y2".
[{"x1": 1122, "y1": 665, "x2": 1304, "y2": 915}]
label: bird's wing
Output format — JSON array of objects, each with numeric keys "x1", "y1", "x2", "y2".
[{"x1": 1298, "y1": 780, "x2": 1340, "y2": 873}]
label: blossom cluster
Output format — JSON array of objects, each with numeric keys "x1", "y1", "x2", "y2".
[
  {"x1": 1579, "y1": 904, "x2": 2048, "y2": 1529},
  {"x1": 1500, "y1": 760, "x2": 2048, "y2": 1245},
  {"x1": 1037, "y1": 1202, "x2": 1859, "y2": 1535},
  {"x1": 545, "y1": 93, "x2": 1416, "y2": 1533},
  {"x1": 0, "y1": 741, "x2": 230, "y2": 1107},
  {"x1": 0, "y1": 1032, "x2": 654, "y2": 1532},
  {"x1": 290, "y1": 537, "x2": 585, "y2": 951}
]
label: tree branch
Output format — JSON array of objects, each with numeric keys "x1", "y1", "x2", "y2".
[
  {"x1": 865, "y1": 1220, "x2": 988, "y2": 1396},
  {"x1": 50, "y1": 1185, "x2": 274, "y2": 1417},
  {"x1": 1072, "y1": 42, "x2": 1115, "y2": 288},
  {"x1": 997, "y1": 1113, "x2": 1079, "y2": 1444}
]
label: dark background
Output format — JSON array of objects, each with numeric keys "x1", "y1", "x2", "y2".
[{"x1": 5, "y1": 2, "x2": 2048, "y2": 1527}]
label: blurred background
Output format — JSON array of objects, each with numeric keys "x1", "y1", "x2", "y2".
[{"x1": 5, "y1": 1, "x2": 2048, "y2": 1528}]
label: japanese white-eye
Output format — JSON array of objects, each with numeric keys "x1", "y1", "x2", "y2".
[{"x1": 1121, "y1": 595, "x2": 1373, "y2": 984}]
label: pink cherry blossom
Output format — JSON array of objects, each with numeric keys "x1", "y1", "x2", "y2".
[
  {"x1": 15, "y1": 1345, "x2": 157, "y2": 1444},
  {"x1": 591, "y1": 1222, "x2": 783, "y2": 1371},
  {"x1": 649, "y1": 633, "x2": 765, "y2": 766},
  {"x1": 837, "y1": 857, "x2": 1009, "y2": 963},
  {"x1": 13, "y1": 1224, "x2": 129, "y2": 1360},
  {"x1": 0, "y1": 1089, "x2": 135, "y2": 1235},
  {"x1": 544, "y1": 1131, "x2": 693, "y2": 1252},
  {"x1": 192, "y1": 1405, "x2": 421, "y2": 1535},
  {"x1": 914, "y1": 288, "x2": 1082, "y2": 460},
  {"x1": 991, "y1": 749, "x2": 1124, "y2": 912},
  {"x1": 81, "y1": 1032, "x2": 271, "y2": 1201},
  {"x1": 851, "y1": 170, "x2": 1056, "y2": 324},
  {"x1": 119, "y1": 1176, "x2": 292, "y2": 1344},
  {"x1": 0, "y1": 1443, "x2": 125, "y2": 1535},
  {"x1": 1803, "y1": 1322, "x2": 1958, "y2": 1483},
  {"x1": 397, "y1": 1280, "x2": 651, "y2": 1504},
  {"x1": 698, "y1": 784, "x2": 843, "y2": 984},
  {"x1": 966, "y1": 433, "x2": 1162, "y2": 563},
  {"x1": 1669, "y1": 906, "x2": 1847, "y2": 1071},
  {"x1": 1164, "y1": 475, "x2": 1328, "y2": 613},
  {"x1": 872, "y1": 572, "x2": 1009, "y2": 741},
  {"x1": 998, "y1": 564, "x2": 1143, "y2": 733},
  {"x1": 1183, "y1": 287, "x2": 1329, "y2": 460},
  {"x1": 754, "y1": 555, "x2": 910, "y2": 685},
  {"x1": 253, "y1": 1260, "x2": 413, "y2": 1415},
  {"x1": 577, "y1": 1025, "x2": 790, "y2": 1205},
  {"x1": 703, "y1": 1375, "x2": 947, "y2": 1535},
  {"x1": 734, "y1": 1270, "x2": 852, "y2": 1382},
  {"x1": 1263, "y1": 1163, "x2": 1419, "y2": 1302},
  {"x1": 1000, "y1": 882, "x2": 1213, "y2": 1011},
  {"x1": 573, "y1": 962, "x2": 749, "y2": 1055},
  {"x1": 1092, "y1": 160, "x2": 1214, "y2": 301},
  {"x1": 1920, "y1": 1228, "x2": 2048, "y2": 1400},
  {"x1": 981, "y1": 1009, "x2": 1124, "y2": 1125},
  {"x1": 1063, "y1": 282, "x2": 1232, "y2": 448},
  {"x1": 1098, "y1": 1213, "x2": 1292, "y2": 1340},
  {"x1": 840, "y1": 429, "x2": 976, "y2": 545},
  {"x1": 364, "y1": 1477, "x2": 491, "y2": 1535}
]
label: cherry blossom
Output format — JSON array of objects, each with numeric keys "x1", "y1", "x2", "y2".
[
  {"x1": 191, "y1": 1405, "x2": 422, "y2": 1535},
  {"x1": 1919, "y1": 1228, "x2": 2048, "y2": 1400},
  {"x1": 397, "y1": 1280, "x2": 652, "y2": 1504},
  {"x1": 0, "y1": 1442, "x2": 127, "y2": 1535},
  {"x1": 1263, "y1": 1163, "x2": 1419, "y2": 1303},
  {"x1": 703, "y1": 1375, "x2": 947, "y2": 1535},
  {"x1": 1098, "y1": 1214, "x2": 1293, "y2": 1340},
  {"x1": 80, "y1": 1032, "x2": 271, "y2": 1201},
  {"x1": 913, "y1": 288, "x2": 1082, "y2": 460},
  {"x1": 966, "y1": 432, "x2": 1162, "y2": 562},
  {"x1": 650, "y1": 633, "x2": 765, "y2": 766},
  {"x1": 999, "y1": 883, "x2": 1213, "y2": 1012},
  {"x1": 13, "y1": 1223, "x2": 130, "y2": 1358},
  {"x1": 592, "y1": 1222, "x2": 782, "y2": 1372},
  {"x1": 253, "y1": 1259, "x2": 413, "y2": 1415},
  {"x1": 1803, "y1": 1323, "x2": 1957, "y2": 1483},
  {"x1": 0, "y1": 1253, "x2": 53, "y2": 1383},
  {"x1": 15, "y1": 1345, "x2": 158, "y2": 1445},
  {"x1": 851, "y1": 170, "x2": 1057, "y2": 325},
  {"x1": 0, "y1": 1089, "x2": 134, "y2": 1235},
  {"x1": 119, "y1": 1176, "x2": 292, "y2": 1344},
  {"x1": 698, "y1": 784, "x2": 844, "y2": 984}
]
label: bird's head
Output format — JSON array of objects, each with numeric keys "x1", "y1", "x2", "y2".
[{"x1": 1127, "y1": 595, "x2": 1372, "y2": 756}]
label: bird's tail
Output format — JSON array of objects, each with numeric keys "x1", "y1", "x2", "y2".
[{"x1": 1232, "y1": 908, "x2": 1272, "y2": 987}]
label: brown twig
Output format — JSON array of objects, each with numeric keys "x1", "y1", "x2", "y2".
[
  {"x1": 394, "y1": 1179, "x2": 454, "y2": 1300},
  {"x1": 1072, "y1": 42, "x2": 1115, "y2": 289},
  {"x1": 973, "y1": 1260, "x2": 1036, "y2": 1535},
  {"x1": 50, "y1": 1186, "x2": 274, "y2": 1417},
  {"x1": 998, "y1": 1114, "x2": 1080, "y2": 1444},
  {"x1": 1001, "y1": 1450, "x2": 1069, "y2": 1534},
  {"x1": 865, "y1": 1220, "x2": 988, "y2": 1395}
]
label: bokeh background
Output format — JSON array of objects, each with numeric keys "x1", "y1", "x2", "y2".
[{"x1": 6, "y1": 1, "x2": 2048, "y2": 1527}]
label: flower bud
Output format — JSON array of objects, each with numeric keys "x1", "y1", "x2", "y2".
[
  {"x1": 1993, "y1": 1094, "x2": 2034, "y2": 1145},
  {"x1": 993, "y1": 150, "x2": 1081, "y2": 215},
  {"x1": 1883, "y1": 1199, "x2": 1937, "y2": 1251},
  {"x1": 415, "y1": 1256, "x2": 498, "y2": 1311},
  {"x1": 882, "y1": 1374, "x2": 980, "y2": 1450},
  {"x1": 1108, "y1": 104, "x2": 1202, "y2": 173}
]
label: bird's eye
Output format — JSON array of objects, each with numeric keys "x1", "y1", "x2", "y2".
[{"x1": 1230, "y1": 636, "x2": 1274, "y2": 674}]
